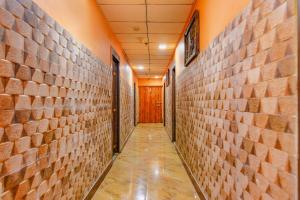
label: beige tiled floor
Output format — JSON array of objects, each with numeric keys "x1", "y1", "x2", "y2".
[{"x1": 92, "y1": 123, "x2": 199, "y2": 200}]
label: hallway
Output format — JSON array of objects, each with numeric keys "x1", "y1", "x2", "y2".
[
  {"x1": 0, "y1": 0, "x2": 298, "y2": 199},
  {"x1": 92, "y1": 124, "x2": 199, "y2": 200}
]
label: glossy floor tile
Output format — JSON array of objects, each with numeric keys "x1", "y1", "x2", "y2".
[{"x1": 92, "y1": 123, "x2": 200, "y2": 200}]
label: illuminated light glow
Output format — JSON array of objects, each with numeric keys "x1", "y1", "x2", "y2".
[
  {"x1": 137, "y1": 65, "x2": 144, "y2": 70},
  {"x1": 158, "y1": 44, "x2": 167, "y2": 50}
]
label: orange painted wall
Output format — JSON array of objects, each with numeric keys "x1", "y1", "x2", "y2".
[
  {"x1": 197, "y1": 0, "x2": 250, "y2": 50},
  {"x1": 138, "y1": 78, "x2": 163, "y2": 87},
  {"x1": 33, "y1": 0, "x2": 124, "y2": 66},
  {"x1": 169, "y1": 0, "x2": 250, "y2": 76}
]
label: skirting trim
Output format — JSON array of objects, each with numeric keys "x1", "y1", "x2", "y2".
[
  {"x1": 83, "y1": 160, "x2": 113, "y2": 200},
  {"x1": 174, "y1": 144, "x2": 207, "y2": 200}
]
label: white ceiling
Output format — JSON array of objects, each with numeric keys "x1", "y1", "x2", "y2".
[{"x1": 97, "y1": 0, "x2": 194, "y2": 78}]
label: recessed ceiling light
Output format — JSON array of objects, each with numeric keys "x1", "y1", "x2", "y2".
[
  {"x1": 137, "y1": 65, "x2": 144, "y2": 70},
  {"x1": 158, "y1": 44, "x2": 167, "y2": 50}
]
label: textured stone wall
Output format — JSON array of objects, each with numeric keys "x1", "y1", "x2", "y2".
[
  {"x1": 175, "y1": 0, "x2": 297, "y2": 199},
  {"x1": 0, "y1": 0, "x2": 114, "y2": 199},
  {"x1": 120, "y1": 75, "x2": 134, "y2": 147},
  {"x1": 165, "y1": 76, "x2": 173, "y2": 140}
]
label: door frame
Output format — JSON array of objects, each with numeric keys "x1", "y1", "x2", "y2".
[
  {"x1": 297, "y1": 0, "x2": 300, "y2": 196},
  {"x1": 134, "y1": 82, "x2": 137, "y2": 126},
  {"x1": 171, "y1": 66, "x2": 176, "y2": 142},
  {"x1": 163, "y1": 82, "x2": 166, "y2": 126},
  {"x1": 111, "y1": 48, "x2": 120, "y2": 155}
]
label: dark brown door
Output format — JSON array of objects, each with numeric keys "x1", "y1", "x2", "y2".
[
  {"x1": 172, "y1": 67, "x2": 176, "y2": 142},
  {"x1": 139, "y1": 86, "x2": 162, "y2": 123},
  {"x1": 112, "y1": 56, "x2": 120, "y2": 154}
]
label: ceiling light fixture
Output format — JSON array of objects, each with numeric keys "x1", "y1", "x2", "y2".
[
  {"x1": 137, "y1": 65, "x2": 144, "y2": 70},
  {"x1": 158, "y1": 44, "x2": 167, "y2": 50},
  {"x1": 154, "y1": 76, "x2": 160, "y2": 79}
]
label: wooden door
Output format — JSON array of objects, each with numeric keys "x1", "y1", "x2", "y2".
[
  {"x1": 139, "y1": 86, "x2": 162, "y2": 123},
  {"x1": 112, "y1": 56, "x2": 120, "y2": 154}
]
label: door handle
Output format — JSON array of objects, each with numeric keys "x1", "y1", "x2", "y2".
[{"x1": 113, "y1": 108, "x2": 116, "y2": 112}]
